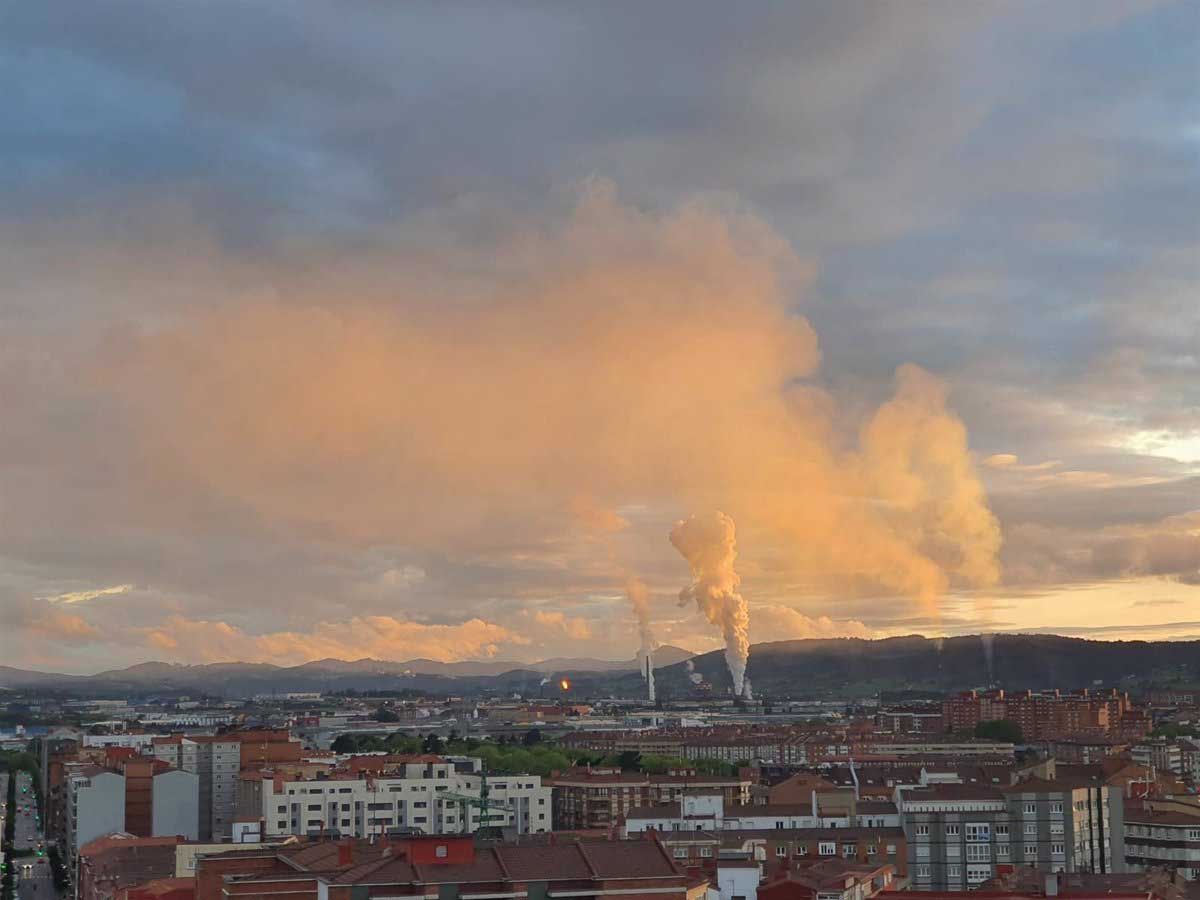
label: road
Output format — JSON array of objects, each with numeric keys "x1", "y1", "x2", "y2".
[{"x1": 7, "y1": 770, "x2": 58, "y2": 900}]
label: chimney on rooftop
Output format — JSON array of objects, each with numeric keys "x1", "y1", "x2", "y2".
[{"x1": 338, "y1": 840, "x2": 354, "y2": 868}]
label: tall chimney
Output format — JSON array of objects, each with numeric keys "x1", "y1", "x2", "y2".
[{"x1": 646, "y1": 648, "x2": 656, "y2": 705}]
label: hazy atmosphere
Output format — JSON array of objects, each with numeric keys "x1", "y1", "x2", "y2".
[{"x1": 2, "y1": 1, "x2": 1197, "y2": 673}]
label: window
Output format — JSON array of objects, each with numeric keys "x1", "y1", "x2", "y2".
[
  {"x1": 915, "y1": 866, "x2": 930, "y2": 879},
  {"x1": 916, "y1": 845, "x2": 930, "y2": 859},
  {"x1": 948, "y1": 865, "x2": 961, "y2": 879},
  {"x1": 966, "y1": 844, "x2": 990, "y2": 862},
  {"x1": 842, "y1": 844, "x2": 856, "y2": 858},
  {"x1": 341, "y1": 803, "x2": 350, "y2": 811},
  {"x1": 1024, "y1": 803, "x2": 1037, "y2": 815},
  {"x1": 996, "y1": 824, "x2": 1009, "y2": 837},
  {"x1": 997, "y1": 844, "x2": 1010, "y2": 858},
  {"x1": 700, "y1": 847, "x2": 713, "y2": 858},
  {"x1": 307, "y1": 804, "x2": 321, "y2": 811},
  {"x1": 776, "y1": 846, "x2": 787, "y2": 857},
  {"x1": 276, "y1": 820, "x2": 287, "y2": 829},
  {"x1": 1050, "y1": 822, "x2": 1064, "y2": 835},
  {"x1": 885, "y1": 845, "x2": 896, "y2": 855},
  {"x1": 796, "y1": 845, "x2": 808, "y2": 856},
  {"x1": 867, "y1": 845, "x2": 877, "y2": 856},
  {"x1": 1188, "y1": 829, "x2": 1200, "y2": 841},
  {"x1": 966, "y1": 823, "x2": 990, "y2": 842},
  {"x1": 967, "y1": 865, "x2": 992, "y2": 885},
  {"x1": 1052, "y1": 843, "x2": 1065, "y2": 857},
  {"x1": 1050, "y1": 802, "x2": 1063, "y2": 814},
  {"x1": 946, "y1": 824, "x2": 960, "y2": 836},
  {"x1": 673, "y1": 848, "x2": 688, "y2": 859},
  {"x1": 776, "y1": 821, "x2": 784, "y2": 830},
  {"x1": 819, "y1": 842, "x2": 836, "y2": 856},
  {"x1": 1025, "y1": 844, "x2": 1038, "y2": 857},
  {"x1": 277, "y1": 805, "x2": 287, "y2": 813},
  {"x1": 1025, "y1": 823, "x2": 1037, "y2": 836},
  {"x1": 341, "y1": 819, "x2": 350, "y2": 827},
  {"x1": 915, "y1": 825, "x2": 930, "y2": 837}
]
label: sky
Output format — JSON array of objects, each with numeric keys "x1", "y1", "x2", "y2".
[{"x1": 1, "y1": 1, "x2": 1197, "y2": 674}]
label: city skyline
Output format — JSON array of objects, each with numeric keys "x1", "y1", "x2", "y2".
[{"x1": 1, "y1": 2, "x2": 1198, "y2": 672}]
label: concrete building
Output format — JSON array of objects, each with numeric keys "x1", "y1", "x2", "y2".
[
  {"x1": 257, "y1": 756, "x2": 551, "y2": 838},
  {"x1": 654, "y1": 825, "x2": 908, "y2": 879},
  {"x1": 1123, "y1": 804, "x2": 1200, "y2": 882},
  {"x1": 152, "y1": 735, "x2": 240, "y2": 840},
  {"x1": 65, "y1": 768, "x2": 127, "y2": 867},
  {"x1": 1131, "y1": 740, "x2": 1184, "y2": 776},
  {"x1": 62, "y1": 761, "x2": 199, "y2": 868},
  {"x1": 898, "y1": 777, "x2": 1119, "y2": 892},
  {"x1": 625, "y1": 793, "x2": 898, "y2": 835},
  {"x1": 545, "y1": 766, "x2": 752, "y2": 830}
]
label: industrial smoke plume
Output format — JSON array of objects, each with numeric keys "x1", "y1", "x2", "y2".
[
  {"x1": 626, "y1": 576, "x2": 656, "y2": 702},
  {"x1": 91, "y1": 183, "x2": 1002, "y2": 663},
  {"x1": 671, "y1": 511, "x2": 752, "y2": 698}
]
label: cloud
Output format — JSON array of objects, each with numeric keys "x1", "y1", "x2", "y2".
[
  {"x1": 750, "y1": 603, "x2": 875, "y2": 643},
  {"x1": 1001, "y1": 511, "x2": 1200, "y2": 587},
  {"x1": 139, "y1": 615, "x2": 525, "y2": 665},
  {"x1": 0, "y1": 594, "x2": 101, "y2": 644},
  {"x1": 89, "y1": 187, "x2": 998, "y2": 618},
  {"x1": 42, "y1": 584, "x2": 134, "y2": 605}
]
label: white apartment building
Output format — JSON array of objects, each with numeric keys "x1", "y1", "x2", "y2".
[{"x1": 260, "y1": 757, "x2": 551, "y2": 838}]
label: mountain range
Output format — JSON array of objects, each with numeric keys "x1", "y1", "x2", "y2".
[{"x1": 2, "y1": 634, "x2": 1197, "y2": 700}]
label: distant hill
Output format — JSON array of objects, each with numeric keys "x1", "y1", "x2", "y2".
[
  {"x1": 3, "y1": 635, "x2": 1196, "y2": 700},
  {"x1": 0, "y1": 646, "x2": 697, "y2": 697},
  {"x1": 645, "y1": 633, "x2": 1200, "y2": 699}
]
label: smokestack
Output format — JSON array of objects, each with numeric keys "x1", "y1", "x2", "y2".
[
  {"x1": 645, "y1": 647, "x2": 656, "y2": 704},
  {"x1": 670, "y1": 511, "x2": 750, "y2": 697}
]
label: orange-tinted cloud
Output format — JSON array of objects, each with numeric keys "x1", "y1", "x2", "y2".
[
  {"x1": 97, "y1": 186, "x2": 1000, "y2": 623},
  {"x1": 141, "y1": 614, "x2": 526, "y2": 664}
]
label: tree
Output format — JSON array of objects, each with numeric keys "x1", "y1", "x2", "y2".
[
  {"x1": 975, "y1": 719, "x2": 1024, "y2": 744},
  {"x1": 331, "y1": 734, "x2": 359, "y2": 754},
  {"x1": 523, "y1": 729, "x2": 543, "y2": 746},
  {"x1": 422, "y1": 733, "x2": 445, "y2": 754},
  {"x1": 374, "y1": 706, "x2": 400, "y2": 723},
  {"x1": 616, "y1": 750, "x2": 642, "y2": 771}
]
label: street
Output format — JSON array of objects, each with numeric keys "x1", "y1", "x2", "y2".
[{"x1": 6, "y1": 770, "x2": 58, "y2": 900}]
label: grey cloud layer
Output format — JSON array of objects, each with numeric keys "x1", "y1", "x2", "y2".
[{"x1": 1, "y1": 1, "x2": 1197, "y2": 668}]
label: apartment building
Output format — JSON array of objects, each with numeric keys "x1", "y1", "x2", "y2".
[
  {"x1": 625, "y1": 793, "x2": 857, "y2": 834},
  {"x1": 258, "y1": 756, "x2": 551, "y2": 837},
  {"x1": 1123, "y1": 804, "x2": 1200, "y2": 882},
  {"x1": 1132, "y1": 740, "x2": 1185, "y2": 776},
  {"x1": 152, "y1": 735, "x2": 241, "y2": 840},
  {"x1": 655, "y1": 825, "x2": 908, "y2": 878},
  {"x1": 898, "y1": 777, "x2": 1118, "y2": 892},
  {"x1": 544, "y1": 766, "x2": 751, "y2": 830},
  {"x1": 943, "y1": 689, "x2": 1142, "y2": 742},
  {"x1": 62, "y1": 763, "x2": 198, "y2": 868}
]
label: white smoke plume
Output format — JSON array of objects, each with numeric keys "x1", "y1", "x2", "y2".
[
  {"x1": 626, "y1": 576, "x2": 657, "y2": 702},
  {"x1": 670, "y1": 511, "x2": 751, "y2": 697},
  {"x1": 685, "y1": 659, "x2": 704, "y2": 684}
]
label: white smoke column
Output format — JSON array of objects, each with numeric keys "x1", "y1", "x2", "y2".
[
  {"x1": 626, "y1": 576, "x2": 657, "y2": 702},
  {"x1": 685, "y1": 659, "x2": 703, "y2": 684},
  {"x1": 670, "y1": 511, "x2": 751, "y2": 697}
]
